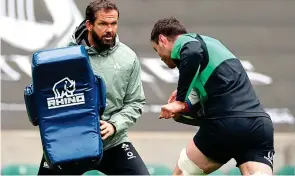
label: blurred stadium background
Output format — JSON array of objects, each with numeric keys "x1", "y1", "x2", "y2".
[{"x1": 1, "y1": 0, "x2": 295, "y2": 175}]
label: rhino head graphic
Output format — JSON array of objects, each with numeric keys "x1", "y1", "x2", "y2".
[{"x1": 52, "y1": 77, "x2": 76, "y2": 98}]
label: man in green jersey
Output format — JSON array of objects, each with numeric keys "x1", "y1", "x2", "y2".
[{"x1": 150, "y1": 17, "x2": 274, "y2": 175}]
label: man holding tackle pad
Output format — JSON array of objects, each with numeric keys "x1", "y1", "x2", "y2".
[{"x1": 35, "y1": 0, "x2": 149, "y2": 175}]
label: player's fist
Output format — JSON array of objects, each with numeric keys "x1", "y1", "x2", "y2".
[
  {"x1": 168, "y1": 90, "x2": 177, "y2": 103},
  {"x1": 100, "y1": 120, "x2": 116, "y2": 140},
  {"x1": 159, "y1": 101, "x2": 186, "y2": 119}
]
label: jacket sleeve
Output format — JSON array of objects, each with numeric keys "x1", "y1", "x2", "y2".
[
  {"x1": 176, "y1": 41, "x2": 204, "y2": 102},
  {"x1": 108, "y1": 57, "x2": 146, "y2": 134}
]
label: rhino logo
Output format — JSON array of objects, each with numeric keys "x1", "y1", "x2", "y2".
[
  {"x1": 47, "y1": 77, "x2": 85, "y2": 109},
  {"x1": 53, "y1": 77, "x2": 76, "y2": 98}
]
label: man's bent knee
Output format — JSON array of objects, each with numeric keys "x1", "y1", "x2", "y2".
[
  {"x1": 239, "y1": 161, "x2": 273, "y2": 176},
  {"x1": 178, "y1": 148, "x2": 204, "y2": 175}
]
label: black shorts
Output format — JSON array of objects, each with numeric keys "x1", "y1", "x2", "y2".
[
  {"x1": 193, "y1": 116, "x2": 275, "y2": 169},
  {"x1": 37, "y1": 142, "x2": 150, "y2": 175}
]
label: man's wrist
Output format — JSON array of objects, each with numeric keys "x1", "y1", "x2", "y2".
[
  {"x1": 182, "y1": 102, "x2": 190, "y2": 112},
  {"x1": 175, "y1": 101, "x2": 189, "y2": 113},
  {"x1": 109, "y1": 122, "x2": 117, "y2": 134}
]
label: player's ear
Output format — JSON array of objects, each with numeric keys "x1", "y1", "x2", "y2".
[
  {"x1": 159, "y1": 34, "x2": 167, "y2": 46},
  {"x1": 85, "y1": 20, "x2": 93, "y2": 31}
]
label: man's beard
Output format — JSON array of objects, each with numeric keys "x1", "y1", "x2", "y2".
[{"x1": 91, "y1": 31, "x2": 116, "y2": 52}]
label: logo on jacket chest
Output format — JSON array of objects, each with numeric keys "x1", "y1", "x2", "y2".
[{"x1": 114, "y1": 63, "x2": 120, "y2": 70}]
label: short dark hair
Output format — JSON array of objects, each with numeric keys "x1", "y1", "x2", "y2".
[
  {"x1": 150, "y1": 17, "x2": 187, "y2": 44},
  {"x1": 85, "y1": 0, "x2": 119, "y2": 24}
]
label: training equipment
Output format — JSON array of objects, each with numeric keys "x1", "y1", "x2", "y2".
[
  {"x1": 178, "y1": 148, "x2": 204, "y2": 175},
  {"x1": 24, "y1": 45, "x2": 106, "y2": 170}
]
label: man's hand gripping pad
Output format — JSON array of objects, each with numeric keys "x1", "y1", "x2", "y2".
[{"x1": 24, "y1": 45, "x2": 106, "y2": 169}]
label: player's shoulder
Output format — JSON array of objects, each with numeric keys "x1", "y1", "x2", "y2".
[
  {"x1": 176, "y1": 34, "x2": 199, "y2": 47},
  {"x1": 172, "y1": 34, "x2": 203, "y2": 59}
]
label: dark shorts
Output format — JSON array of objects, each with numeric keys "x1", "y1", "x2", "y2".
[
  {"x1": 37, "y1": 142, "x2": 150, "y2": 175},
  {"x1": 193, "y1": 117, "x2": 275, "y2": 169}
]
